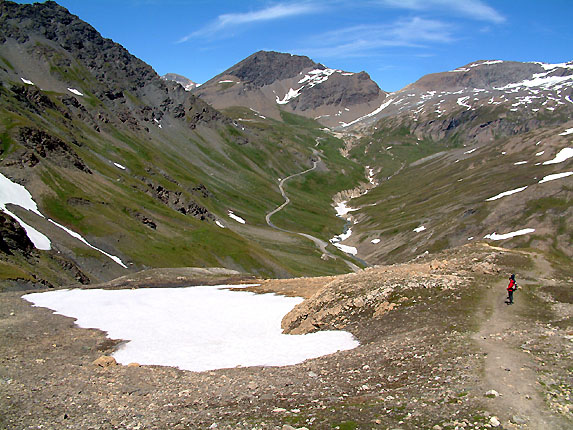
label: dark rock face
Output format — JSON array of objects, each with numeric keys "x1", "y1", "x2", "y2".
[
  {"x1": 1, "y1": 0, "x2": 231, "y2": 134},
  {"x1": 0, "y1": 1, "x2": 156, "y2": 92},
  {"x1": 16, "y1": 127, "x2": 91, "y2": 173},
  {"x1": 133, "y1": 212, "x2": 157, "y2": 230},
  {"x1": 52, "y1": 254, "x2": 91, "y2": 284},
  {"x1": 0, "y1": 211, "x2": 34, "y2": 256},
  {"x1": 225, "y1": 51, "x2": 320, "y2": 87},
  {"x1": 11, "y1": 84, "x2": 57, "y2": 113}
]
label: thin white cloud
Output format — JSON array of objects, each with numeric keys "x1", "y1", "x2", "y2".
[
  {"x1": 376, "y1": 0, "x2": 505, "y2": 23},
  {"x1": 298, "y1": 17, "x2": 455, "y2": 58},
  {"x1": 178, "y1": 2, "x2": 321, "y2": 42}
]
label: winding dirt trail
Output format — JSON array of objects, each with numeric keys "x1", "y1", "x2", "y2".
[
  {"x1": 264, "y1": 158, "x2": 360, "y2": 272},
  {"x1": 472, "y1": 255, "x2": 569, "y2": 429}
]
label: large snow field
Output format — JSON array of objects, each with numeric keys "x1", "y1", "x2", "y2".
[{"x1": 24, "y1": 285, "x2": 359, "y2": 372}]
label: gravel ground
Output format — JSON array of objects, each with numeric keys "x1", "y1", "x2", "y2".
[{"x1": 1, "y1": 243, "x2": 571, "y2": 429}]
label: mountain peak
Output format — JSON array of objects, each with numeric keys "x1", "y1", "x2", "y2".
[
  {"x1": 161, "y1": 73, "x2": 198, "y2": 91},
  {"x1": 221, "y1": 50, "x2": 320, "y2": 87}
]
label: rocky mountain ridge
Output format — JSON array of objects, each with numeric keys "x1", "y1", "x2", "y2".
[
  {"x1": 193, "y1": 50, "x2": 388, "y2": 128},
  {"x1": 161, "y1": 73, "x2": 198, "y2": 91},
  {"x1": 343, "y1": 59, "x2": 573, "y2": 131}
]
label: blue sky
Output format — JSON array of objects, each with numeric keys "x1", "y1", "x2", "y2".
[{"x1": 17, "y1": 0, "x2": 573, "y2": 91}]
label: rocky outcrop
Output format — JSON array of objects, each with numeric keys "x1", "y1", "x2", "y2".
[
  {"x1": 0, "y1": 211, "x2": 34, "y2": 256},
  {"x1": 282, "y1": 261, "x2": 466, "y2": 334},
  {"x1": 139, "y1": 178, "x2": 214, "y2": 221},
  {"x1": 0, "y1": 1, "x2": 156, "y2": 91},
  {"x1": 13, "y1": 127, "x2": 91, "y2": 172}
]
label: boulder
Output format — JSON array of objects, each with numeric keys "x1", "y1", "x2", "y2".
[{"x1": 92, "y1": 355, "x2": 117, "y2": 367}]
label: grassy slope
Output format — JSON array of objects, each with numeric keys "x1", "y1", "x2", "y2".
[
  {"x1": 0, "y1": 79, "x2": 364, "y2": 284},
  {"x1": 347, "y1": 106, "x2": 573, "y2": 267}
]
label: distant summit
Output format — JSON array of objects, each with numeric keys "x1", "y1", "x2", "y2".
[
  {"x1": 193, "y1": 50, "x2": 388, "y2": 128},
  {"x1": 161, "y1": 73, "x2": 198, "y2": 91}
]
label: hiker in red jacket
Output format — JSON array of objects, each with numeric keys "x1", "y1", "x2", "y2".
[{"x1": 506, "y1": 274, "x2": 517, "y2": 304}]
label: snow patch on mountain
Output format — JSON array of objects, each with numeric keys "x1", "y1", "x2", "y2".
[
  {"x1": 341, "y1": 98, "x2": 394, "y2": 128},
  {"x1": 67, "y1": 88, "x2": 83, "y2": 96},
  {"x1": 298, "y1": 68, "x2": 339, "y2": 87},
  {"x1": 276, "y1": 68, "x2": 351, "y2": 105},
  {"x1": 276, "y1": 87, "x2": 302, "y2": 104},
  {"x1": 1, "y1": 173, "x2": 52, "y2": 250},
  {"x1": 496, "y1": 72, "x2": 573, "y2": 91},
  {"x1": 228, "y1": 210, "x2": 246, "y2": 224},
  {"x1": 457, "y1": 96, "x2": 471, "y2": 110},
  {"x1": 485, "y1": 186, "x2": 528, "y2": 201},
  {"x1": 48, "y1": 219, "x2": 127, "y2": 268},
  {"x1": 542, "y1": 148, "x2": 573, "y2": 165},
  {"x1": 538, "y1": 171, "x2": 573, "y2": 183},
  {"x1": 484, "y1": 228, "x2": 535, "y2": 241}
]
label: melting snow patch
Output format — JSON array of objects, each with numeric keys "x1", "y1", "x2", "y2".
[
  {"x1": 464, "y1": 148, "x2": 477, "y2": 154},
  {"x1": 413, "y1": 226, "x2": 426, "y2": 233},
  {"x1": 485, "y1": 186, "x2": 528, "y2": 201},
  {"x1": 334, "y1": 201, "x2": 357, "y2": 217},
  {"x1": 276, "y1": 87, "x2": 302, "y2": 104},
  {"x1": 113, "y1": 162, "x2": 126, "y2": 170},
  {"x1": 558, "y1": 128, "x2": 573, "y2": 136},
  {"x1": 23, "y1": 286, "x2": 359, "y2": 372},
  {"x1": 331, "y1": 242, "x2": 358, "y2": 255},
  {"x1": 371, "y1": 238, "x2": 380, "y2": 244},
  {"x1": 21, "y1": 78, "x2": 34, "y2": 85},
  {"x1": 215, "y1": 220, "x2": 225, "y2": 228},
  {"x1": 218, "y1": 80, "x2": 235, "y2": 84},
  {"x1": 457, "y1": 96, "x2": 471, "y2": 110},
  {"x1": 48, "y1": 219, "x2": 127, "y2": 268},
  {"x1": 496, "y1": 73, "x2": 573, "y2": 91},
  {"x1": 514, "y1": 161, "x2": 528, "y2": 165},
  {"x1": 340, "y1": 98, "x2": 394, "y2": 128},
  {"x1": 228, "y1": 211, "x2": 246, "y2": 224},
  {"x1": 538, "y1": 172, "x2": 573, "y2": 183},
  {"x1": 542, "y1": 148, "x2": 573, "y2": 165},
  {"x1": 484, "y1": 229, "x2": 535, "y2": 241},
  {"x1": 67, "y1": 88, "x2": 83, "y2": 96},
  {"x1": 0, "y1": 173, "x2": 51, "y2": 250},
  {"x1": 536, "y1": 151, "x2": 545, "y2": 156},
  {"x1": 298, "y1": 68, "x2": 339, "y2": 87}
]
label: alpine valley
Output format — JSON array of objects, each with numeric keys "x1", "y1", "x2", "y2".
[{"x1": 1, "y1": 2, "x2": 572, "y2": 430}]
